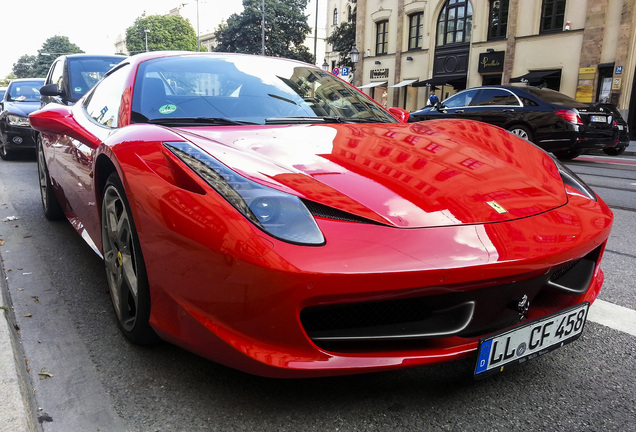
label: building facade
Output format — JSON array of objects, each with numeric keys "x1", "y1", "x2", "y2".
[{"x1": 347, "y1": 0, "x2": 635, "y2": 135}]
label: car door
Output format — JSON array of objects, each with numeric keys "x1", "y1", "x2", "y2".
[
  {"x1": 435, "y1": 89, "x2": 480, "y2": 119},
  {"x1": 465, "y1": 88, "x2": 522, "y2": 127}
]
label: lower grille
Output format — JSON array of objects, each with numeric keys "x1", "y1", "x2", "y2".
[{"x1": 300, "y1": 246, "x2": 603, "y2": 352}]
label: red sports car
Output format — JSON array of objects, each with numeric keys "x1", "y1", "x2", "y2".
[{"x1": 29, "y1": 52, "x2": 613, "y2": 378}]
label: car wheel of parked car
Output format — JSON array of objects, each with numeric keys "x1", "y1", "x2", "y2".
[
  {"x1": 508, "y1": 125, "x2": 533, "y2": 142},
  {"x1": 101, "y1": 173, "x2": 159, "y2": 345},
  {"x1": 603, "y1": 146, "x2": 626, "y2": 156},
  {"x1": 37, "y1": 137, "x2": 65, "y2": 220},
  {"x1": 553, "y1": 150, "x2": 584, "y2": 161},
  {"x1": 0, "y1": 135, "x2": 12, "y2": 160}
]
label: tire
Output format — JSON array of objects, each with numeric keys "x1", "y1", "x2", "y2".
[
  {"x1": 101, "y1": 173, "x2": 159, "y2": 345},
  {"x1": 507, "y1": 125, "x2": 533, "y2": 142},
  {"x1": 603, "y1": 146, "x2": 626, "y2": 156},
  {"x1": 0, "y1": 134, "x2": 12, "y2": 160},
  {"x1": 553, "y1": 150, "x2": 583, "y2": 161},
  {"x1": 37, "y1": 136, "x2": 64, "y2": 220}
]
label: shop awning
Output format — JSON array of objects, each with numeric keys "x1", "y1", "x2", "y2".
[
  {"x1": 358, "y1": 81, "x2": 387, "y2": 89},
  {"x1": 389, "y1": 79, "x2": 418, "y2": 88},
  {"x1": 510, "y1": 70, "x2": 561, "y2": 83},
  {"x1": 412, "y1": 75, "x2": 465, "y2": 87}
]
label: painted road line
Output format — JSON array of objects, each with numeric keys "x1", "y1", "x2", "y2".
[{"x1": 587, "y1": 299, "x2": 636, "y2": 337}]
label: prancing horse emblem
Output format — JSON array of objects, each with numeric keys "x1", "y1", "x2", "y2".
[
  {"x1": 487, "y1": 200, "x2": 508, "y2": 214},
  {"x1": 517, "y1": 294, "x2": 530, "y2": 320}
]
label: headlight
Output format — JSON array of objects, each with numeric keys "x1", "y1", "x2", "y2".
[
  {"x1": 164, "y1": 142, "x2": 325, "y2": 245},
  {"x1": 8, "y1": 114, "x2": 30, "y2": 127},
  {"x1": 552, "y1": 157, "x2": 597, "y2": 201}
]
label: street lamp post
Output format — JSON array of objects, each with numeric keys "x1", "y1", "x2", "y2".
[
  {"x1": 349, "y1": 44, "x2": 359, "y2": 84},
  {"x1": 321, "y1": 59, "x2": 329, "y2": 72},
  {"x1": 144, "y1": 29, "x2": 150, "y2": 52}
]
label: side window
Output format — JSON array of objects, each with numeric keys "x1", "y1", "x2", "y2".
[
  {"x1": 84, "y1": 65, "x2": 130, "y2": 128},
  {"x1": 442, "y1": 89, "x2": 479, "y2": 108},
  {"x1": 471, "y1": 89, "x2": 520, "y2": 106},
  {"x1": 48, "y1": 60, "x2": 65, "y2": 87}
]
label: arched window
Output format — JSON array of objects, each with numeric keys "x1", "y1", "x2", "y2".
[
  {"x1": 333, "y1": 8, "x2": 338, "y2": 26},
  {"x1": 436, "y1": 0, "x2": 473, "y2": 46}
]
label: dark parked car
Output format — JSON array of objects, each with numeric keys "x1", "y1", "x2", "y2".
[
  {"x1": 597, "y1": 103, "x2": 629, "y2": 155},
  {"x1": 39, "y1": 54, "x2": 126, "y2": 106},
  {"x1": 410, "y1": 86, "x2": 617, "y2": 160},
  {"x1": 0, "y1": 78, "x2": 44, "y2": 159}
]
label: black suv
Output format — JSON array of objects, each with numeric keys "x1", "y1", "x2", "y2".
[
  {"x1": 410, "y1": 86, "x2": 617, "y2": 160},
  {"x1": 39, "y1": 54, "x2": 126, "y2": 106}
]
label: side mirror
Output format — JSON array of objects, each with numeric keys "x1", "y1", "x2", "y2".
[
  {"x1": 29, "y1": 104, "x2": 100, "y2": 148},
  {"x1": 39, "y1": 83, "x2": 62, "y2": 97},
  {"x1": 388, "y1": 107, "x2": 410, "y2": 123}
]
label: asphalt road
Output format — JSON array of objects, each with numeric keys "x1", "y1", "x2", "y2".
[{"x1": 0, "y1": 150, "x2": 634, "y2": 432}]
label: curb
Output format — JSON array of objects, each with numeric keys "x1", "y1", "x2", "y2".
[{"x1": 0, "y1": 265, "x2": 37, "y2": 431}]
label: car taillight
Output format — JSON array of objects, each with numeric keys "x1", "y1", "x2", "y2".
[{"x1": 555, "y1": 109, "x2": 583, "y2": 125}]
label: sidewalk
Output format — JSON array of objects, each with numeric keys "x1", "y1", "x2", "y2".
[{"x1": 0, "y1": 278, "x2": 37, "y2": 431}]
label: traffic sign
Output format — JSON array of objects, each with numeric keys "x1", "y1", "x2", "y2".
[{"x1": 341, "y1": 67, "x2": 350, "y2": 77}]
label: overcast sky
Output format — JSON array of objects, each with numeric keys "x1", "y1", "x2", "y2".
[{"x1": 3, "y1": 0, "x2": 320, "y2": 78}]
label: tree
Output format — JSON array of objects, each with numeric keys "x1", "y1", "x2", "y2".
[
  {"x1": 213, "y1": 0, "x2": 313, "y2": 63},
  {"x1": 12, "y1": 55, "x2": 37, "y2": 78},
  {"x1": 10, "y1": 36, "x2": 84, "y2": 78},
  {"x1": 326, "y1": 8, "x2": 356, "y2": 68},
  {"x1": 126, "y1": 15, "x2": 199, "y2": 55}
]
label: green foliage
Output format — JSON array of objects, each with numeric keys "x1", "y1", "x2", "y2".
[
  {"x1": 12, "y1": 55, "x2": 37, "y2": 78},
  {"x1": 214, "y1": 0, "x2": 313, "y2": 63},
  {"x1": 325, "y1": 8, "x2": 356, "y2": 68},
  {"x1": 12, "y1": 36, "x2": 83, "y2": 78},
  {"x1": 126, "y1": 15, "x2": 199, "y2": 54}
]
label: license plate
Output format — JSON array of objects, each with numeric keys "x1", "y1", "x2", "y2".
[
  {"x1": 474, "y1": 302, "x2": 589, "y2": 378},
  {"x1": 617, "y1": 125, "x2": 624, "y2": 130},
  {"x1": 590, "y1": 115, "x2": 607, "y2": 123}
]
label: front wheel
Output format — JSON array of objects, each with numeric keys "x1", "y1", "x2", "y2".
[
  {"x1": 0, "y1": 134, "x2": 12, "y2": 160},
  {"x1": 37, "y1": 136, "x2": 64, "y2": 220},
  {"x1": 101, "y1": 173, "x2": 159, "y2": 345}
]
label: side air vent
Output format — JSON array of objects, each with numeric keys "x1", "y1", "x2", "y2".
[{"x1": 302, "y1": 200, "x2": 384, "y2": 225}]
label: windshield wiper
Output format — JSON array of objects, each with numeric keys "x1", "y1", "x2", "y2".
[
  {"x1": 265, "y1": 116, "x2": 392, "y2": 125},
  {"x1": 146, "y1": 117, "x2": 257, "y2": 126}
]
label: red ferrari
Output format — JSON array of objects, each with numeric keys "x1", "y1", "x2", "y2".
[{"x1": 29, "y1": 52, "x2": 613, "y2": 378}]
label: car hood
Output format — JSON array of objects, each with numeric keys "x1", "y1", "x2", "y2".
[
  {"x1": 172, "y1": 119, "x2": 567, "y2": 228},
  {"x1": 3, "y1": 101, "x2": 41, "y2": 117}
]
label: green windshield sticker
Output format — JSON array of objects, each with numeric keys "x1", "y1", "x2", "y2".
[
  {"x1": 74, "y1": 87, "x2": 82, "y2": 92},
  {"x1": 159, "y1": 104, "x2": 177, "y2": 114}
]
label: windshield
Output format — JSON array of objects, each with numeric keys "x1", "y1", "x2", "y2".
[
  {"x1": 68, "y1": 56, "x2": 125, "y2": 101},
  {"x1": 7, "y1": 80, "x2": 44, "y2": 102},
  {"x1": 131, "y1": 55, "x2": 396, "y2": 125}
]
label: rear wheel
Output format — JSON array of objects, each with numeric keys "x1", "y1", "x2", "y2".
[
  {"x1": 37, "y1": 136, "x2": 64, "y2": 220},
  {"x1": 101, "y1": 173, "x2": 159, "y2": 344},
  {"x1": 507, "y1": 125, "x2": 533, "y2": 142},
  {"x1": 603, "y1": 146, "x2": 626, "y2": 156}
]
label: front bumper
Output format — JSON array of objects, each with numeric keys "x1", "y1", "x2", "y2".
[
  {"x1": 138, "y1": 183, "x2": 613, "y2": 377},
  {"x1": 2, "y1": 124, "x2": 36, "y2": 150}
]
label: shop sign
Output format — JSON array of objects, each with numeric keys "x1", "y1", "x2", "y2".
[
  {"x1": 370, "y1": 68, "x2": 389, "y2": 79},
  {"x1": 478, "y1": 51, "x2": 504, "y2": 73}
]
